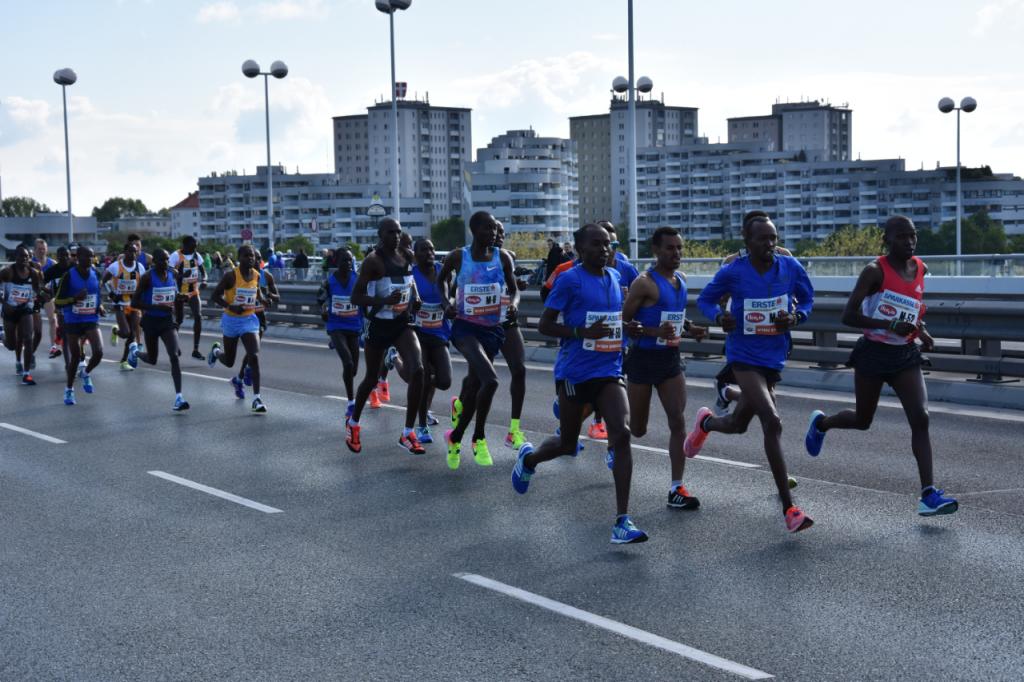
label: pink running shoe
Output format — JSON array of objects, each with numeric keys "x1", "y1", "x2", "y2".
[
  {"x1": 785, "y1": 505, "x2": 814, "y2": 533},
  {"x1": 683, "y1": 407, "x2": 713, "y2": 458}
]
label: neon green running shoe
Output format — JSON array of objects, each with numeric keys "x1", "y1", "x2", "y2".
[
  {"x1": 450, "y1": 396, "x2": 462, "y2": 429},
  {"x1": 445, "y1": 429, "x2": 461, "y2": 470},
  {"x1": 472, "y1": 439, "x2": 493, "y2": 467},
  {"x1": 504, "y1": 429, "x2": 526, "y2": 450}
]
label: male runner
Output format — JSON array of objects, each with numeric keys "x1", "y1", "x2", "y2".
[
  {"x1": 804, "y1": 215, "x2": 957, "y2": 517},
  {"x1": 494, "y1": 221, "x2": 529, "y2": 449},
  {"x1": 346, "y1": 218, "x2": 425, "y2": 455},
  {"x1": 1, "y1": 245, "x2": 43, "y2": 384},
  {"x1": 236, "y1": 249, "x2": 279, "y2": 394},
  {"x1": 32, "y1": 238, "x2": 61, "y2": 359},
  {"x1": 686, "y1": 211, "x2": 815, "y2": 533},
  {"x1": 317, "y1": 247, "x2": 363, "y2": 420},
  {"x1": 53, "y1": 245, "x2": 105, "y2": 405},
  {"x1": 438, "y1": 211, "x2": 518, "y2": 469},
  {"x1": 41, "y1": 247, "x2": 72, "y2": 361},
  {"x1": 373, "y1": 231, "x2": 415, "y2": 406},
  {"x1": 206, "y1": 244, "x2": 267, "y2": 413},
  {"x1": 511, "y1": 223, "x2": 648, "y2": 544},
  {"x1": 622, "y1": 226, "x2": 707, "y2": 510},
  {"x1": 128, "y1": 248, "x2": 190, "y2": 411},
  {"x1": 128, "y1": 233, "x2": 150, "y2": 269},
  {"x1": 169, "y1": 235, "x2": 207, "y2": 359},
  {"x1": 102, "y1": 241, "x2": 144, "y2": 370}
]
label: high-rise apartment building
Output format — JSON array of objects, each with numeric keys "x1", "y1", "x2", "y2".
[
  {"x1": 728, "y1": 100, "x2": 852, "y2": 162},
  {"x1": 467, "y1": 129, "x2": 578, "y2": 240},
  {"x1": 570, "y1": 114, "x2": 611, "y2": 225}
]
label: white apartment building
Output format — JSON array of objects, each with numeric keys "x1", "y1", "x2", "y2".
[
  {"x1": 0, "y1": 214, "x2": 100, "y2": 259},
  {"x1": 103, "y1": 214, "x2": 171, "y2": 237},
  {"x1": 170, "y1": 192, "x2": 200, "y2": 240},
  {"x1": 728, "y1": 101, "x2": 852, "y2": 162},
  {"x1": 197, "y1": 166, "x2": 427, "y2": 250},
  {"x1": 333, "y1": 97, "x2": 472, "y2": 227},
  {"x1": 467, "y1": 129, "x2": 578, "y2": 241}
]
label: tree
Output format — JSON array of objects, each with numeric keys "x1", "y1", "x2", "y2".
[
  {"x1": 431, "y1": 217, "x2": 465, "y2": 251},
  {"x1": 1008, "y1": 234, "x2": 1024, "y2": 253},
  {"x1": 502, "y1": 232, "x2": 548, "y2": 259},
  {"x1": 800, "y1": 226, "x2": 885, "y2": 257},
  {"x1": 346, "y1": 241, "x2": 364, "y2": 259},
  {"x1": 280, "y1": 235, "x2": 315, "y2": 256},
  {"x1": 918, "y1": 210, "x2": 1008, "y2": 255},
  {"x1": 92, "y1": 197, "x2": 150, "y2": 223},
  {"x1": 2, "y1": 196, "x2": 51, "y2": 217}
]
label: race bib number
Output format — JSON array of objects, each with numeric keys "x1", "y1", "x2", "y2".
[
  {"x1": 416, "y1": 303, "x2": 444, "y2": 329},
  {"x1": 234, "y1": 287, "x2": 257, "y2": 309},
  {"x1": 499, "y1": 292, "x2": 511, "y2": 322},
  {"x1": 657, "y1": 310, "x2": 686, "y2": 347},
  {"x1": 183, "y1": 267, "x2": 199, "y2": 284},
  {"x1": 389, "y1": 283, "x2": 411, "y2": 314},
  {"x1": 743, "y1": 295, "x2": 789, "y2": 335},
  {"x1": 116, "y1": 278, "x2": 137, "y2": 294},
  {"x1": 74, "y1": 294, "x2": 97, "y2": 316},
  {"x1": 152, "y1": 286, "x2": 176, "y2": 305},
  {"x1": 463, "y1": 283, "x2": 502, "y2": 317},
  {"x1": 331, "y1": 295, "x2": 357, "y2": 317},
  {"x1": 872, "y1": 289, "x2": 921, "y2": 326},
  {"x1": 582, "y1": 310, "x2": 622, "y2": 352},
  {"x1": 9, "y1": 284, "x2": 33, "y2": 305}
]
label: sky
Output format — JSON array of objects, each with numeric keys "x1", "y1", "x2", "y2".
[{"x1": 2, "y1": 0, "x2": 1023, "y2": 216}]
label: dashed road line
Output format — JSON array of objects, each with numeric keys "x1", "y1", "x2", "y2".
[{"x1": 148, "y1": 470, "x2": 283, "y2": 514}]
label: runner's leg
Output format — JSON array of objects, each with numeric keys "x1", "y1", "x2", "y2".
[
  {"x1": 818, "y1": 371, "x2": 885, "y2": 432},
  {"x1": 889, "y1": 366, "x2": 934, "y2": 490},
  {"x1": 655, "y1": 373, "x2": 688, "y2": 484},
  {"x1": 596, "y1": 382, "x2": 633, "y2": 516},
  {"x1": 392, "y1": 328, "x2": 424, "y2": 430},
  {"x1": 730, "y1": 369, "x2": 793, "y2": 511},
  {"x1": 451, "y1": 335, "x2": 498, "y2": 442},
  {"x1": 352, "y1": 343, "x2": 386, "y2": 422},
  {"x1": 239, "y1": 332, "x2": 260, "y2": 395}
]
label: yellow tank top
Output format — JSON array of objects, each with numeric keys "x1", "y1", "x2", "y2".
[
  {"x1": 224, "y1": 267, "x2": 259, "y2": 317},
  {"x1": 112, "y1": 258, "x2": 141, "y2": 302}
]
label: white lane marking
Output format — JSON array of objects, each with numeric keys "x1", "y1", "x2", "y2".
[
  {"x1": 0, "y1": 422, "x2": 67, "y2": 444},
  {"x1": 324, "y1": 395, "x2": 404, "y2": 411},
  {"x1": 956, "y1": 487, "x2": 1024, "y2": 496},
  {"x1": 454, "y1": 573, "x2": 773, "y2": 680},
  {"x1": 580, "y1": 437, "x2": 760, "y2": 469},
  {"x1": 148, "y1": 471, "x2": 282, "y2": 513},
  {"x1": 182, "y1": 370, "x2": 230, "y2": 382}
]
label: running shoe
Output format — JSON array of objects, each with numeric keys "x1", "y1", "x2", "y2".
[
  {"x1": 243, "y1": 364, "x2": 253, "y2": 386},
  {"x1": 784, "y1": 505, "x2": 814, "y2": 533},
  {"x1": 48, "y1": 344, "x2": 62, "y2": 359},
  {"x1": 450, "y1": 396, "x2": 462, "y2": 428},
  {"x1": 206, "y1": 342, "x2": 221, "y2": 368},
  {"x1": 384, "y1": 346, "x2": 398, "y2": 371},
  {"x1": 611, "y1": 515, "x2": 649, "y2": 544},
  {"x1": 345, "y1": 402, "x2": 356, "y2": 419},
  {"x1": 368, "y1": 388, "x2": 382, "y2": 409},
  {"x1": 399, "y1": 431, "x2": 426, "y2": 455},
  {"x1": 472, "y1": 439, "x2": 493, "y2": 466},
  {"x1": 173, "y1": 396, "x2": 191, "y2": 412},
  {"x1": 82, "y1": 374, "x2": 94, "y2": 394},
  {"x1": 110, "y1": 324, "x2": 118, "y2": 346},
  {"x1": 77, "y1": 361, "x2": 87, "y2": 379},
  {"x1": 377, "y1": 380, "x2": 391, "y2": 403},
  {"x1": 554, "y1": 427, "x2": 585, "y2": 457},
  {"x1": 251, "y1": 397, "x2": 267, "y2": 413},
  {"x1": 667, "y1": 485, "x2": 700, "y2": 510},
  {"x1": 346, "y1": 419, "x2": 362, "y2": 453},
  {"x1": 120, "y1": 360, "x2": 133, "y2": 372},
  {"x1": 64, "y1": 388, "x2": 75, "y2": 405},
  {"x1": 127, "y1": 343, "x2": 139, "y2": 369},
  {"x1": 606, "y1": 447, "x2": 615, "y2": 469},
  {"x1": 788, "y1": 476, "x2": 798, "y2": 489},
  {"x1": 191, "y1": 349, "x2": 204, "y2": 360},
  {"x1": 683, "y1": 407, "x2": 713, "y2": 458},
  {"x1": 231, "y1": 376, "x2": 245, "y2": 399},
  {"x1": 804, "y1": 410, "x2": 826, "y2": 457},
  {"x1": 426, "y1": 411, "x2": 440, "y2": 426},
  {"x1": 415, "y1": 425, "x2": 433, "y2": 444},
  {"x1": 587, "y1": 420, "x2": 608, "y2": 440},
  {"x1": 504, "y1": 429, "x2": 526, "y2": 450},
  {"x1": 445, "y1": 429, "x2": 461, "y2": 470},
  {"x1": 20, "y1": 372, "x2": 36, "y2": 386},
  {"x1": 15, "y1": 362, "x2": 23, "y2": 375},
  {"x1": 713, "y1": 379, "x2": 733, "y2": 416},
  {"x1": 511, "y1": 442, "x2": 535, "y2": 494},
  {"x1": 918, "y1": 487, "x2": 958, "y2": 516}
]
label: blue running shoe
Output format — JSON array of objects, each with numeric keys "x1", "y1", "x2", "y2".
[
  {"x1": 77, "y1": 361, "x2": 87, "y2": 380},
  {"x1": 384, "y1": 346, "x2": 399, "y2": 371},
  {"x1": 173, "y1": 396, "x2": 190, "y2": 412},
  {"x1": 415, "y1": 425, "x2": 433, "y2": 444},
  {"x1": 606, "y1": 447, "x2": 615, "y2": 470},
  {"x1": 82, "y1": 374, "x2": 94, "y2": 394},
  {"x1": 206, "y1": 342, "x2": 221, "y2": 368},
  {"x1": 231, "y1": 376, "x2": 245, "y2": 399},
  {"x1": 918, "y1": 487, "x2": 958, "y2": 516},
  {"x1": 426, "y1": 411, "x2": 440, "y2": 426},
  {"x1": 511, "y1": 442, "x2": 535, "y2": 494},
  {"x1": 346, "y1": 402, "x2": 355, "y2": 419},
  {"x1": 243, "y1": 365, "x2": 252, "y2": 386},
  {"x1": 805, "y1": 410, "x2": 826, "y2": 457},
  {"x1": 611, "y1": 515, "x2": 648, "y2": 544},
  {"x1": 127, "y1": 343, "x2": 139, "y2": 369},
  {"x1": 64, "y1": 388, "x2": 76, "y2": 405}
]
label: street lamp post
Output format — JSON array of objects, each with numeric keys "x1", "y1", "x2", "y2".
[
  {"x1": 612, "y1": 0, "x2": 652, "y2": 260},
  {"x1": 243, "y1": 59, "x2": 288, "y2": 251},
  {"x1": 938, "y1": 96, "x2": 977, "y2": 262},
  {"x1": 375, "y1": 0, "x2": 412, "y2": 221},
  {"x1": 53, "y1": 68, "x2": 77, "y2": 243}
]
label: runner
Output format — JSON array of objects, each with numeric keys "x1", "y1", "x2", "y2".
[
  {"x1": 206, "y1": 244, "x2": 267, "y2": 413},
  {"x1": 53, "y1": 245, "x2": 105, "y2": 405},
  {"x1": 622, "y1": 227, "x2": 707, "y2": 510},
  {"x1": 804, "y1": 215, "x2": 957, "y2": 516},
  {"x1": 128, "y1": 248, "x2": 190, "y2": 411},
  {"x1": 32, "y1": 238, "x2": 61, "y2": 359},
  {"x1": 685, "y1": 211, "x2": 815, "y2": 533},
  {"x1": 169, "y1": 235, "x2": 207, "y2": 360},
  {"x1": 346, "y1": 218, "x2": 425, "y2": 455},
  {"x1": 438, "y1": 211, "x2": 519, "y2": 469},
  {"x1": 373, "y1": 231, "x2": 414, "y2": 407},
  {"x1": 41, "y1": 247, "x2": 73, "y2": 362},
  {"x1": 317, "y1": 247, "x2": 363, "y2": 420},
  {"x1": 1, "y1": 245, "x2": 43, "y2": 385},
  {"x1": 494, "y1": 221, "x2": 529, "y2": 449},
  {"x1": 102, "y1": 241, "x2": 144, "y2": 370},
  {"x1": 236, "y1": 249, "x2": 279, "y2": 393},
  {"x1": 128, "y1": 233, "x2": 150, "y2": 269}
]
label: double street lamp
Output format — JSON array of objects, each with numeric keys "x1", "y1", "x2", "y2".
[
  {"x1": 938, "y1": 96, "x2": 977, "y2": 260},
  {"x1": 53, "y1": 67, "x2": 77, "y2": 242},
  {"x1": 375, "y1": 0, "x2": 412, "y2": 221},
  {"x1": 243, "y1": 59, "x2": 288, "y2": 251}
]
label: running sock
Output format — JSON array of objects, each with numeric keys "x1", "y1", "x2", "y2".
[
  {"x1": 176, "y1": 393, "x2": 183, "y2": 400},
  {"x1": 509, "y1": 418, "x2": 521, "y2": 432},
  {"x1": 254, "y1": 393, "x2": 261, "y2": 400},
  {"x1": 670, "y1": 479, "x2": 683, "y2": 493},
  {"x1": 593, "y1": 417, "x2": 604, "y2": 425},
  {"x1": 700, "y1": 414, "x2": 712, "y2": 432},
  {"x1": 349, "y1": 419, "x2": 359, "y2": 427},
  {"x1": 719, "y1": 384, "x2": 730, "y2": 401},
  {"x1": 615, "y1": 514, "x2": 628, "y2": 522}
]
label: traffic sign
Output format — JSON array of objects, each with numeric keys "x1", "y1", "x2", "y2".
[{"x1": 241, "y1": 228, "x2": 253, "y2": 241}]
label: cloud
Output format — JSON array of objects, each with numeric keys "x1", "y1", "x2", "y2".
[
  {"x1": 971, "y1": 0, "x2": 1024, "y2": 35},
  {"x1": 590, "y1": 32, "x2": 619, "y2": 42},
  {"x1": 196, "y1": 1, "x2": 240, "y2": 24},
  {"x1": 0, "y1": 96, "x2": 52, "y2": 146},
  {"x1": 255, "y1": 0, "x2": 327, "y2": 21}
]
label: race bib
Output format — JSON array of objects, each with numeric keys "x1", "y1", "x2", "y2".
[
  {"x1": 74, "y1": 294, "x2": 97, "y2": 316},
  {"x1": 871, "y1": 289, "x2": 921, "y2": 326},
  {"x1": 582, "y1": 310, "x2": 622, "y2": 352},
  {"x1": 416, "y1": 302, "x2": 444, "y2": 329},
  {"x1": 499, "y1": 292, "x2": 511, "y2": 322},
  {"x1": 463, "y1": 283, "x2": 502, "y2": 317},
  {"x1": 234, "y1": 287, "x2": 258, "y2": 309},
  {"x1": 9, "y1": 284, "x2": 33, "y2": 305},
  {"x1": 116, "y1": 279, "x2": 137, "y2": 294},
  {"x1": 389, "y1": 283, "x2": 411, "y2": 314},
  {"x1": 743, "y1": 295, "x2": 788, "y2": 335},
  {"x1": 152, "y1": 286, "x2": 176, "y2": 305},
  {"x1": 657, "y1": 310, "x2": 686, "y2": 347},
  {"x1": 183, "y1": 267, "x2": 199, "y2": 284},
  {"x1": 331, "y1": 295, "x2": 357, "y2": 317}
]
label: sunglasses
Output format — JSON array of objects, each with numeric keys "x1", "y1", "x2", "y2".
[{"x1": 610, "y1": 241, "x2": 620, "y2": 249}]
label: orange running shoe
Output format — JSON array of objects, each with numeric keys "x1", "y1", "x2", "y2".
[
  {"x1": 587, "y1": 420, "x2": 608, "y2": 440},
  {"x1": 377, "y1": 380, "x2": 391, "y2": 403},
  {"x1": 369, "y1": 388, "x2": 382, "y2": 409},
  {"x1": 345, "y1": 419, "x2": 362, "y2": 453},
  {"x1": 784, "y1": 505, "x2": 814, "y2": 533}
]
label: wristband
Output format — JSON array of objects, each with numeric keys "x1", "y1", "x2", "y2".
[
  {"x1": 889, "y1": 318, "x2": 899, "y2": 331},
  {"x1": 795, "y1": 311, "x2": 807, "y2": 326},
  {"x1": 573, "y1": 326, "x2": 581, "y2": 339}
]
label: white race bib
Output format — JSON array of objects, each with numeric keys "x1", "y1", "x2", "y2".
[
  {"x1": 74, "y1": 294, "x2": 97, "y2": 316},
  {"x1": 871, "y1": 289, "x2": 921, "y2": 326},
  {"x1": 183, "y1": 267, "x2": 199, "y2": 284},
  {"x1": 582, "y1": 310, "x2": 622, "y2": 352},
  {"x1": 234, "y1": 287, "x2": 257, "y2": 309},
  {"x1": 499, "y1": 292, "x2": 512, "y2": 322},
  {"x1": 152, "y1": 286, "x2": 176, "y2": 305},
  {"x1": 416, "y1": 303, "x2": 445, "y2": 329},
  {"x1": 331, "y1": 295, "x2": 357, "y2": 317},
  {"x1": 463, "y1": 283, "x2": 502, "y2": 317},
  {"x1": 389, "y1": 283, "x2": 411, "y2": 314},
  {"x1": 116, "y1": 278, "x2": 137, "y2": 294},
  {"x1": 743, "y1": 295, "x2": 789, "y2": 335},
  {"x1": 9, "y1": 283, "x2": 33, "y2": 305},
  {"x1": 657, "y1": 310, "x2": 686, "y2": 347}
]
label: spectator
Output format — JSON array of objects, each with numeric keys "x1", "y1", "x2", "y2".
[
  {"x1": 293, "y1": 248, "x2": 310, "y2": 280},
  {"x1": 545, "y1": 238, "x2": 569, "y2": 279},
  {"x1": 562, "y1": 242, "x2": 575, "y2": 260}
]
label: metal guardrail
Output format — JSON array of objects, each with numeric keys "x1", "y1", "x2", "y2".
[{"x1": 196, "y1": 284, "x2": 1024, "y2": 384}]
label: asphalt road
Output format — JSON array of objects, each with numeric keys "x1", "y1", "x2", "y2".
[{"x1": 2, "y1": 332, "x2": 1023, "y2": 681}]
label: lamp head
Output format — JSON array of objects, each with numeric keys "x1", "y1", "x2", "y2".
[
  {"x1": 960, "y1": 96, "x2": 977, "y2": 113},
  {"x1": 612, "y1": 76, "x2": 629, "y2": 94},
  {"x1": 376, "y1": 0, "x2": 412, "y2": 12},
  {"x1": 269, "y1": 61, "x2": 288, "y2": 79},
  {"x1": 636, "y1": 76, "x2": 653, "y2": 94},
  {"x1": 53, "y1": 68, "x2": 77, "y2": 86},
  {"x1": 242, "y1": 60, "x2": 261, "y2": 78},
  {"x1": 937, "y1": 97, "x2": 955, "y2": 114}
]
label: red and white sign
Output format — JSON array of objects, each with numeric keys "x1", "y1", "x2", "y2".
[{"x1": 395, "y1": 82, "x2": 408, "y2": 99}]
